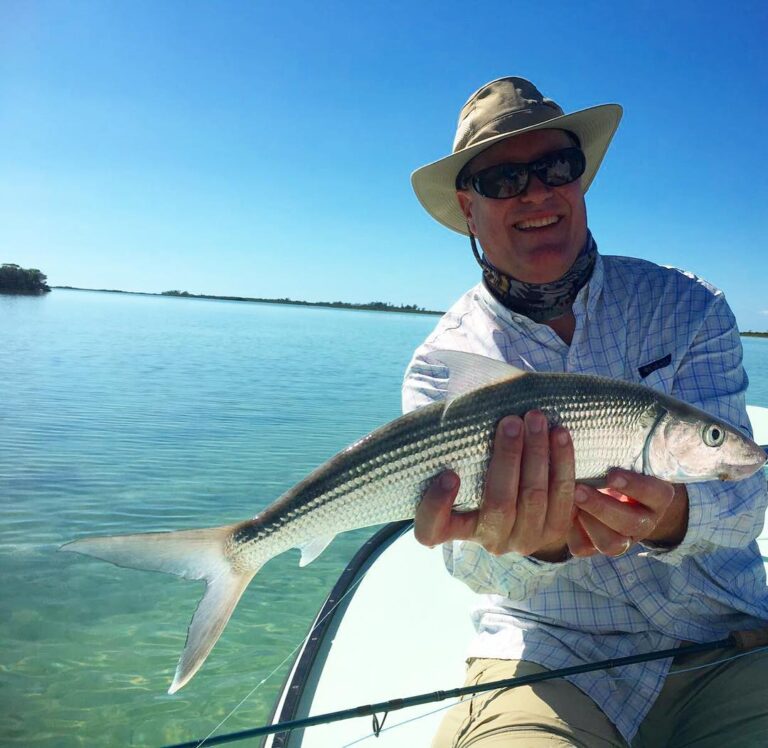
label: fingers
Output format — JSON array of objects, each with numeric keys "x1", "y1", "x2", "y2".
[
  {"x1": 546, "y1": 426, "x2": 576, "y2": 539},
  {"x1": 574, "y1": 470, "x2": 672, "y2": 543},
  {"x1": 576, "y1": 510, "x2": 634, "y2": 557},
  {"x1": 509, "y1": 415, "x2": 577, "y2": 558},
  {"x1": 505, "y1": 412, "x2": 549, "y2": 554},
  {"x1": 414, "y1": 470, "x2": 478, "y2": 547},
  {"x1": 567, "y1": 517, "x2": 599, "y2": 558},
  {"x1": 476, "y1": 416, "x2": 523, "y2": 554},
  {"x1": 604, "y1": 473, "x2": 686, "y2": 547},
  {"x1": 479, "y1": 412, "x2": 576, "y2": 558},
  {"x1": 605, "y1": 470, "x2": 675, "y2": 515},
  {"x1": 416, "y1": 440, "x2": 679, "y2": 562},
  {"x1": 416, "y1": 412, "x2": 579, "y2": 560}
]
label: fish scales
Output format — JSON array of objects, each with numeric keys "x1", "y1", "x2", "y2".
[
  {"x1": 440, "y1": 372, "x2": 661, "y2": 485},
  {"x1": 229, "y1": 403, "x2": 451, "y2": 564},
  {"x1": 227, "y1": 372, "x2": 663, "y2": 571}
]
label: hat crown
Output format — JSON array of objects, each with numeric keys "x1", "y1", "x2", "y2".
[{"x1": 453, "y1": 77, "x2": 565, "y2": 154}]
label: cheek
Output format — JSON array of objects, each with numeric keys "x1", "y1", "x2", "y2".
[
  {"x1": 475, "y1": 202, "x2": 513, "y2": 236},
  {"x1": 565, "y1": 185, "x2": 587, "y2": 220},
  {"x1": 459, "y1": 194, "x2": 494, "y2": 236}
]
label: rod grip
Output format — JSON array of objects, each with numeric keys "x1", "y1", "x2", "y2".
[{"x1": 730, "y1": 628, "x2": 768, "y2": 650}]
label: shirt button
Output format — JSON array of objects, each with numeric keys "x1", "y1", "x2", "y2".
[
  {"x1": 625, "y1": 573, "x2": 637, "y2": 584},
  {"x1": 513, "y1": 316, "x2": 523, "y2": 323}
]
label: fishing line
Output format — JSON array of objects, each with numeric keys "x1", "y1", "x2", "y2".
[
  {"x1": 615, "y1": 644, "x2": 768, "y2": 680},
  {"x1": 195, "y1": 553, "x2": 376, "y2": 746},
  {"x1": 341, "y1": 694, "x2": 460, "y2": 746},
  {"x1": 341, "y1": 644, "x2": 768, "y2": 746},
  {"x1": 192, "y1": 522, "x2": 415, "y2": 748}
]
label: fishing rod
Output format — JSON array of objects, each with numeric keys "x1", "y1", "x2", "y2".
[{"x1": 163, "y1": 628, "x2": 768, "y2": 748}]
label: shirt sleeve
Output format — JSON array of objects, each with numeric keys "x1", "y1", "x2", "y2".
[
  {"x1": 440, "y1": 539, "x2": 579, "y2": 599},
  {"x1": 403, "y1": 347, "x2": 575, "y2": 600},
  {"x1": 642, "y1": 293, "x2": 768, "y2": 565}
]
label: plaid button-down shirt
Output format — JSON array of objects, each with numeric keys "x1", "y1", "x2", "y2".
[{"x1": 402, "y1": 251, "x2": 768, "y2": 743}]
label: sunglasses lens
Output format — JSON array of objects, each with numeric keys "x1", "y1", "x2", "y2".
[
  {"x1": 470, "y1": 148, "x2": 586, "y2": 199},
  {"x1": 473, "y1": 165, "x2": 529, "y2": 199},
  {"x1": 536, "y1": 148, "x2": 586, "y2": 187}
]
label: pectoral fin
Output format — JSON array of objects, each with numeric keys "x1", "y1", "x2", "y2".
[{"x1": 298, "y1": 534, "x2": 336, "y2": 567}]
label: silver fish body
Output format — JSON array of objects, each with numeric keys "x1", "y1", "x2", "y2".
[{"x1": 62, "y1": 352, "x2": 766, "y2": 692}]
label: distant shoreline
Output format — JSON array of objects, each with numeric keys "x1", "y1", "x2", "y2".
[
  {"x1": 52, "y1": 286, "x2": 444, "y2": 316},
  {"x1": 45, "y1": 287, "x2": 768, "y2": 334}
]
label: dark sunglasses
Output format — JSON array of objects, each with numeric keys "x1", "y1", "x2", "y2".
[{"x1": 459, "y1": 147, "x2": 586, "y2": 199}]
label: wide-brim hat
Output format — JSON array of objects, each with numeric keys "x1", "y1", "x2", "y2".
[{"x1": 411, "y1": 77, "x2": 623, "y2": 235}]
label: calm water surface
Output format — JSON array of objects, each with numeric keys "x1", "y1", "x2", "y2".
[
  {"x1": 1, "y1": 290, "x2": 767, "y2": 747},
  {"x1": 1, "y1": 290, "x2": 438, "y2": 747}
]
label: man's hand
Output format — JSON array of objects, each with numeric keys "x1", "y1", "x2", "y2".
[
  {"x1": 570, "y1": 471, "x2": 689, "y2": 552},
  {"x1": 414, "y1": 411, "x2": 578, "y2": 562},
  {"x1": 413, "y1": 410, "x2": 689, "y2": 561}
]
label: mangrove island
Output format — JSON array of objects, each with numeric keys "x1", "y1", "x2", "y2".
[{"x1": 0, "y1": 264, "x2": 51, "y2": 294}]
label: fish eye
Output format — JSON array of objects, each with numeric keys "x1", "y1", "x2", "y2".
[{"x1": 702, "y1": 424, "x2": 725, "y2": 447}]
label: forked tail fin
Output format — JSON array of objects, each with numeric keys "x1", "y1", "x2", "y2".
[{"x1": 60, "y1": 523, "x2": 259, "y2": 693}]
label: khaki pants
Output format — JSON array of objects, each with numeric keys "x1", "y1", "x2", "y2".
[{"x1": 432, "y1": 647, "x2": 768, "y2": 747}]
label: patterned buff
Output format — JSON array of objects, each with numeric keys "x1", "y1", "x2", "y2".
[{"x1": 471, "y1": 232, "x2": 597, "y2": 322}]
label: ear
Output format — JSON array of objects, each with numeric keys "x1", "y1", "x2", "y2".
[{"x1": 456, "y1": 191, "x2": 477, "y2": 235}]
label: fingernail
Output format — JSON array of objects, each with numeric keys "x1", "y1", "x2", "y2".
[
  {"x1": 439, "y1": 472, "x2": 458, "y2": 491},
  {"x1": 503, "y1": 417, "x2": 521, "y2": 438},
  {"x1": 527, "y1": 412, "x2": 545, "y2": 434},
  {"x1": 574, "y1": 487, "x2": 588, "y2": 504},
  {"x1": 555, "y1": 429, "x2": 569, "y2": 447},
  {"x1": 610, "y1": 474, "x2": 627, "y2": 489}
]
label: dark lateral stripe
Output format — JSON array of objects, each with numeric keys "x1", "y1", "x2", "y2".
[{"x1": 638, "y1": 354, "x2": 672, "y2": 379}]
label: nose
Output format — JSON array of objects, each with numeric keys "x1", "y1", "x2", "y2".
[{"x1": 519, "y1": 173, "x2": 553, "y2": 204}]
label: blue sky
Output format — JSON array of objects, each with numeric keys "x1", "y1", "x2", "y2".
[{"x1": 2, "y1": 0, "x2": 767, "y2": 330}]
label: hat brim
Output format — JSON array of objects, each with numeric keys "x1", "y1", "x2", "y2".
[{"x1": 411, "y1": 103, "x2": 623, "y2": 235}]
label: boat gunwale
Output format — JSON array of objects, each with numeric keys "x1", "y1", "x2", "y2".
[{"x1": 260, "y1": 519, "x2": 412, "y2": 748}]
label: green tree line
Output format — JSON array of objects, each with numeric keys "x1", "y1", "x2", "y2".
[
  {"x1": 160, "y1": 290, "x2": 439, "y2": 314},
  {"x1": 0, "y1": 264, "x2": 51, "y2": 294}
]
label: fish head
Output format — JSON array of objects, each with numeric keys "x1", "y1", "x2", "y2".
[{"x1": 645, "y1": 409, "x2": 767, "y2": 483}]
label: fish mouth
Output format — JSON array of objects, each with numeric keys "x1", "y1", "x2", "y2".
[
  {"x1": 514, "y1": 215, "x2": 561, "y2": 231},
  {"x1": 718, "y1": 449, "x2": 767, "y2": 481}
]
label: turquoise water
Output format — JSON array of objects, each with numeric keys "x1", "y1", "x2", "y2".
[
  {"x1": 1, "y1": 290, "x2": 438, "y2": 747},
  {"x1": 1, "y1": 290, "x2": 767, "y2": 747},
  {"x1": 744, "y1": 336, "x2": 768, "y2": 409}
]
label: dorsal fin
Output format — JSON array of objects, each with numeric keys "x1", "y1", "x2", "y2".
[{"x1": 427, "y1": 350, "x2": 529, "y2": 402}]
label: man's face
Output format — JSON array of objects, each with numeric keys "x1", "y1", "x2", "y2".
[{"x1": 456, "y1": 129, "x2": 588, "y2": 284}]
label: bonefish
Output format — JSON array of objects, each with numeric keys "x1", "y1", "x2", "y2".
[{"x1": 61, "y1": 351, "x2": 766, "y2": 693}]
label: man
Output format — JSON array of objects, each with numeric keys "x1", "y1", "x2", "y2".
[{"x1": 403, "y1": 77, "x2": 768, "y2": 746}]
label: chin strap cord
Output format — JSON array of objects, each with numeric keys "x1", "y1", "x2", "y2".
[{"x1": 162, "y1": 628, "x2": 768, "y2": 747}]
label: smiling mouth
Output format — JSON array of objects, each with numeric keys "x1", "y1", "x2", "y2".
[{"x1": 514, "y1": 216, "x2": 561, "y2": 231}]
